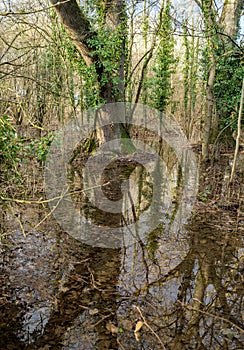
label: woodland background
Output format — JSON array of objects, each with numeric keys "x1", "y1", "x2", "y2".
[{"x1": 0, "y1": 0, "x2": 243, "y2": 180}]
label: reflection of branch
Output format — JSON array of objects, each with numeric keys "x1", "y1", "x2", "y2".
[
  {"x1": 179, "y1": 301, "x2": 244, "y2": 334},
  {"x1": 137, "y1": 248, "x2": 195, "y2": 294}
]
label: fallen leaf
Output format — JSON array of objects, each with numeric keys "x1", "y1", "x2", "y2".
[
  {"x1": 134, "y1": 321, "x2": 144, "y2": 342},
  {"x1": 134, "y1": 330, "x2": 141, "y2": 342},
  {"x1": 134, "y1": 321, "x2": 144, "y2": 332},
  {"x1": 106, "y1": 322, "x2": 119, "y2": 334}
]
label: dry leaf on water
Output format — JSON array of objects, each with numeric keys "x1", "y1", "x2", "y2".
[{"x1": 134, "y1": 321, "x2": 144, "y2": 341}]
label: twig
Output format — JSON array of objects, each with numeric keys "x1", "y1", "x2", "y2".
[
  {"x1": 0, "y1": 1, "x2": 71, "y2": 17},
  {"x1": 8, "y1": 206, "x2": 26, "y2": 237},
  {"x1": 212, "y1": 117, "x2": 237, "y2": 154},
  {"x1": 34, "y1": 187, "x2": 68, "y2": 229},
  {"x1": 117, "y1": 338, "x2": 127, "y2": 350},
  {"x1": 135, "y1": 306, "x2": 167, "y2": 349},
  {"x1": 0, "y1": 184, "x2": 101, "y2": 205},
  {"x1": 92, "y1": 313, "x2": 113, "y2": 328},
  {"x1": 230, "y1": 77, "x2": 244, "y2": 183}
]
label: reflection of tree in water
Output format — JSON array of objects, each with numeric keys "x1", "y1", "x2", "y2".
[
  {"x1": 117, "y1": 205, "x2": 243, "y2": 349},
  {"x1": 0, "y1": 243, "x2": 121, "y2": 349},
  {"x1": 0, "y1": 299, "x2": 26, "y2": 348},
  {"x1": 2, "y1": 204, "x2": 243, "y2": 349},
  {"x1": 1, "y1": 143, "x2": 243, "y2": 349},
  {"x1": 23, "y1": 246, "x2": 121, "y2": 350}
]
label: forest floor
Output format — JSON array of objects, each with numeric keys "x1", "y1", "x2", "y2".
[{"x1": 0, "y1": 140, "x2": 243, "y2": 349}]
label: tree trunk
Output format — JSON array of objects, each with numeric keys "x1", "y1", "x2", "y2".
[
  {"x1": 202, "y1": 55, "x2": 216, "y2": 159},
  {"x1": 45, "y1": 4, "x2": 127, "y2": 349},
  {"x1": 220, "y1": 0, "x2": 243, "y2": 40},
  {"x1": 196, "y1": 0, "x2": 217, "y2": 159},
  {"x1": 49, "y1": 0, "x2": 95, "y2": 67},
  {"x1": 194, "y1": 0, "x2": 243, "y2": 160},
  {"x1": 49, "y1": 0, "x2": 128, "y2": 155},
  {"x1": 49, "y1": 0, "x2": 126, "y2": 103}
]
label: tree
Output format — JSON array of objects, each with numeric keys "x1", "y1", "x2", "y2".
[
  {"x1": 48, "y1": 0, "x2": 131, "y2": 153},
  {"x1": 146, "y1": 0, "x2": 176, "y2": 113},
  {"x1": 49, "y1": 0, "x2": 126, "y2": 104},
  {"x1": 182, "y1": 18, "x2": 200, "y2": 139},
  {"x1": 194, "y1": 0, "x2": 243, "y2": 159}
]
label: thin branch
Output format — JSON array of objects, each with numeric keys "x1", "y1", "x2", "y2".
[
  {"x1": 0, "y1": 185, "x2": 101, "y2": 205},
  {"x1": 230, "y1": 77, "x2": 244, "y2": 182},
  {"x1": 0, "y1": 29, "x2": 30, "y2": 61},
  {"x1": 194, "y1": 0, "x2": 202, "y2": 9},
  {"x1": 134, "y1": 0, "x2": 172, "y2": 104},
  {"x1": 0, "y1": 1, "x2": 71, "y2": 17},
  {"x1": 135, "y1": 306, "x2": 167, "y2": 349},
  {"x1": 125, "y1": 48, "x2": 153, "y2": 87}
]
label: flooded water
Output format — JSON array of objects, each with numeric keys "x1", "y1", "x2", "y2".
[
  {"x1": 1, "y1": 204, "x2": 243, "y2": 349},
  {"x1": 1, "y1": 137, "x2": 244, "y2": 349}
]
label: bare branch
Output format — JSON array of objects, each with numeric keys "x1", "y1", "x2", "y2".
[
  {"x1": 49, "y1": 0, "x2": 96, "y2": 66},
  {"x1": 0, "y1": 0, "x2": 71, "y2": 17}
]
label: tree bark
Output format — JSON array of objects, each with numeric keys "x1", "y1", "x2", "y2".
[
  {"x1": 230, "y1": 77, "x2": 244, "y2": 182},
  {"x1": 202, "y1": 55, "x2": 216, "y2": 159},
  {"x1": 49, "y1": 0, "x2": 126, "y2": 103},
  {"x1": 196, "y1": 0, "x2": 217, "y2": 159},
  {"x1": 49, "y1": 0, "x2": 96, "y2": 67}
]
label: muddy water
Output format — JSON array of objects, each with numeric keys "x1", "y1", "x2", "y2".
[{"x1": 0, "y1": 151, "x2": 243, "y2": 349}]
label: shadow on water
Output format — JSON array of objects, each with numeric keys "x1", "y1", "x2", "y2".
[{"x1": 0, "y1": 142, "x2": 243, "y2": 349}]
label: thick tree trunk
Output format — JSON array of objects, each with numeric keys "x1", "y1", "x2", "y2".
[
  {"x1": 49, "y1": 0, "x2": 96, "y2": 67},
  {"x1": 44, "y1": 4, "x2": 127, "y2": 349},
  {"x1": 196, "y1": 0, "x2": 217, "y2": 159},
  {"x1": 99, "y1": 0, "x2": 126, "y2": 102},
  {"x1": 50, "y1": 0, "x2": 128, "y2": 152},
  {"x1": 50, "y1": 0, "x2": 125, "y2": 103},
  {"x1": 220, "y1": 0, "x2": 243, "y2": 40}
]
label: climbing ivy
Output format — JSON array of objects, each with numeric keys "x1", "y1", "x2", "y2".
[
  {"x1": 148, "y1": 0, "x2": 177, "y2": 112},
  {"x1": 55, "y1": 2, "x2": 127, "y2": 108},
  {"x1": 214, "y1": 49, "x2": 244, "y2": 131},
  {"x1": 0, "y1": 116, "x2": 21, "y2": 177}
]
